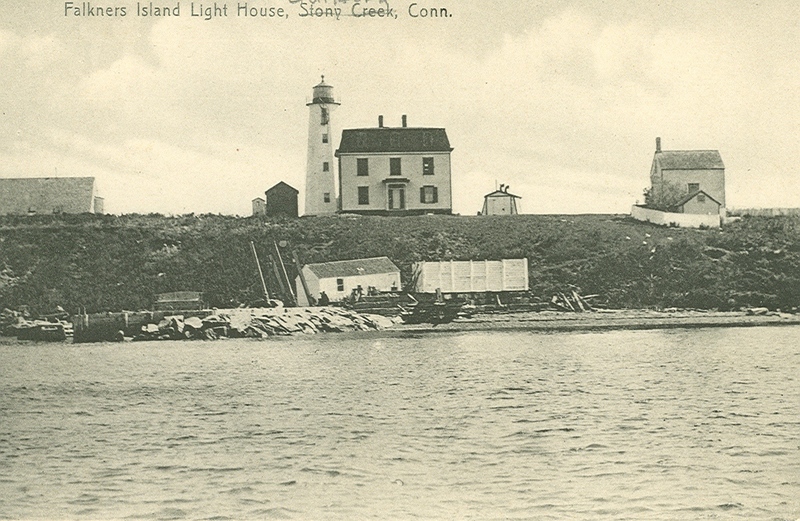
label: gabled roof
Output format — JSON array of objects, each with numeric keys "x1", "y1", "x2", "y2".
[
  {"x1": 336, "y1": 128, "x2": 452, "y2": 154},
  {"x1": 0, "y1": 177, "x2": 97, "y2": 215},
  {"x1": 672, "y1": 189, "x2": 721, "y2": 208},
  {"x1": 655, "y1": 150, "x2": 724, "y2": 170},
  {"x1": 266, "y1": 181, "x2": 299, "y2": 194},
  {"x1": 304, "y1": 256, "x2": 400, "y2": 279},
  {"x1": 484, "y1": 189, "x2": 521, "y2": 199}
]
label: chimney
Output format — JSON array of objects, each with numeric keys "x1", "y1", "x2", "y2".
[
  {"x1": 656, "y1": 137, "x2": 661, "y2": 153},
  {"x1": 378, "y1": 115, "x2": 384, "y2": 128},
  {"x1": 402, "y1": 115, "x2": 407, "y2": 127}
]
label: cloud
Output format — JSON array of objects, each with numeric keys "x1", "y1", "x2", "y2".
[{"x1": 1, "y1": 3, "x2": 799, "y2": 215}]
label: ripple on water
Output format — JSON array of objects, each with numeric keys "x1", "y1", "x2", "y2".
[{"x1": 1, "y1": 328, "x2": 799, "y2": 520}]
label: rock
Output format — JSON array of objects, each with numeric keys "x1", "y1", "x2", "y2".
[{"x1": 185, "y1": 316, "x2": 203, "y2": 329}]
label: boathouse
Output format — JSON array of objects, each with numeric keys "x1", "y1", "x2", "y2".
[{"x1": 295, "y1": 256, "x2": 401, "y2": 306}]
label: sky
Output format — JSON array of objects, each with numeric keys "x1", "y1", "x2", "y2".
[{"x1": 1, "y1": 0, "x2": 799, "y2": 215}]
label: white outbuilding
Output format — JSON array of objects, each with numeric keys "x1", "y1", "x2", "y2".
[
  {"x1": 295, "y1": 256, "x2": 401, "y2": 306},
  {"x1": 481, "y1": 184, "x2": 521, "y2": 215}
]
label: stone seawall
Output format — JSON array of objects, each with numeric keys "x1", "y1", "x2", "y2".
[{"x1": 74, "y1": 307, "x2": 397, "y2": 342}]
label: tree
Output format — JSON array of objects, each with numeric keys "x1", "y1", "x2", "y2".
[{"x1": 644, "y1": 179, "x2": 686, "y2": 211}]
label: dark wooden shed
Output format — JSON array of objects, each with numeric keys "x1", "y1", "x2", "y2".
[{"x1": 265, "y1": 181, "x2": 299, "y2": 218}]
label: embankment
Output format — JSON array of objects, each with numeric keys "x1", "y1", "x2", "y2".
[{"x1": 1, "y1": 213, "x2": 799, "y2": 314}]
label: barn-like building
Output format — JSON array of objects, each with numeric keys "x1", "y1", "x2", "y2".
[{"x1": 0, "y1": 177, "x2": 103, "y2": 215}]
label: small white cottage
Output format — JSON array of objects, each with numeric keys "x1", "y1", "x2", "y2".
[
  {"x1": 481, "y1": 184, "x2": 521, "y2": 215},
  {"x1": 295, "y1": 256, "x2": 401, "y2": 306}
]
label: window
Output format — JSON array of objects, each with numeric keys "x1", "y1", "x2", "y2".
[
  {"x1": 322, "y1": 133, "x2": 329, "y2": 143},
  {"x1": 423, "y1": 157, "x2": 434, "y2": 175},
  {"x1": 688, "y1": 183, "x2": 700, "y2": 193},
  {"x1": 321, "y1": 107, "x2": 329, "y2": 126},
  {"x1": 324, "y1": 192, "x2": 331, "y2": 203},
  {"x1": 390, "y1": 157, "x2": 402, "y2": 176},
  {"x1": 323, "y1": 162, "x2": 330, "y2": 172},
  {"x1": 697, "y1": 193, "x2": 706, "y2": 202},
  {"x1": 357, "y1": 158, "x2": 369, "y2": 176},
  {"x1": 358, "y1": 186, "x2": 370, "y2": 205},
  {"x1": 336, "y1": 278, "x2": 344, "y2": 292},
  {"x1": 420, "y1": 185, "x2": 438, "y2": 204}
]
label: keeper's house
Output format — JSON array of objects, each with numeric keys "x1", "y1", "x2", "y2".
[
  {"x1": 0, "y1": 177, "x2": 103, "y2": 215},
  {"x1": 335, "y1": 115, "x2": 453, "y2": 215},
  {"x1": 649, "y1": 137, "x2": 726, "y2": 210},
  {"x1": 296, "y1": 256, "x2": 401, "y2": 306}
]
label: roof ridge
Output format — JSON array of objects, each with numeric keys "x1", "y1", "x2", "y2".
[
  {"x1": 673, "y1": 189, "x2": 721, "y2": 207},
  {"x1": 307, "y1": 255, "x2": 391, "y2": 265},
  {"x1": 657, "y1": 149, "x2": 720, "y2": 153},
  {"x1": 342, "y1": 127, "x2": 447, "y2": 131}
]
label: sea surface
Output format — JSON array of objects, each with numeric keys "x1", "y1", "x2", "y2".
[{"x1": 1, "y1": 326, "x2": 799, "y2": 520}]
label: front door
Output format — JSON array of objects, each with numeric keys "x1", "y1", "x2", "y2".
[{"x1": 388, "y1": 185, "x2": 405, "y2": 210}]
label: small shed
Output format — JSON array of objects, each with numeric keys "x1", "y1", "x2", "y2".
[
  {"x1": 265, "y1": 181, "x2": 299, "y2": 218},
  {"x1": 296, "y1": 256, "x2": 401, "y2": 306},
  {"x1": 671, "y1": 189, "x2": 722, "y2": 215},
  {"x1": 252, "y1": 197, "x2": 266, "y2": 216},
  {"x1": 481, "y1": 185, "x2": 520, "y2": 215}
]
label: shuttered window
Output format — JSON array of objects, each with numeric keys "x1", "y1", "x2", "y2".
[{"x1": 420, "y1": 185, "x2": 438, "y2": 204}]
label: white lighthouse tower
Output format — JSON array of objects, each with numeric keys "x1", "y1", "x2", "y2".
[{"x1": 304, "y1": 76, "x2": 339, "y2": 215}]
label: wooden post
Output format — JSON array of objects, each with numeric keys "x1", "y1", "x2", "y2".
[
  {"x1": 571, "y1": 289, "x2": 586, "y2": 312},
  {"x1": 269, "y1": 255, "x2": 288, "y2": 299},
  {"x1": 273, "y1": 241, "x2": 296, "y2": 305},
  {"x1": 250, "y1": 241, "x2": 270, "y2": 301},
  {"x1": 292, "y1": 250, "x2": 314, "y2": 306}
]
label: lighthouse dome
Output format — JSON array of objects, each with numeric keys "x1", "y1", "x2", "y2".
[{"x1": 311, "y1": 75, "x2": 336, "y2": 104}]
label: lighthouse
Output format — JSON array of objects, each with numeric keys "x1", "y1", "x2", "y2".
[{"x1": 304, "y1": 76, "x2": 339, "y2": 215}]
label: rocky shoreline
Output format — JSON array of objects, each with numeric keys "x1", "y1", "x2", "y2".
[{"x1": 4, "y1": 308, "x2": 800, "y2": 345}]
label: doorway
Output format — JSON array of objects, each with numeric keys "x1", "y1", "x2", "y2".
[{"x1": 388, "y1": 184, "x2": 405, "y2": 210}]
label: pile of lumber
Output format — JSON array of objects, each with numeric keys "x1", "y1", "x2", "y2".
[{"x1": 550, "y1": 288, "x2": 596, "y2": 312}]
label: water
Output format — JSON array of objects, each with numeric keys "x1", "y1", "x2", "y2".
[{"x1": 1, "y1": 327, "x2": 799, "y2": 520}]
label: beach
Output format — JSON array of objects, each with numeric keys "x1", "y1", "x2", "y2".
[{"x1": 396, "y1": 308, "x2": 800, "y2": 334}]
